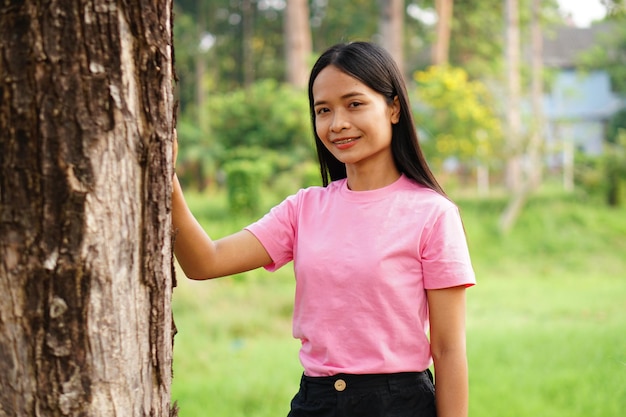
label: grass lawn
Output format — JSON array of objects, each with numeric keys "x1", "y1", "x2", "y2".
[
  {"x1": 171, "y1": 188, "x2": 626, "y2": 416},
  {"x1": 467, "y1": 275, "x2": 625, "y2": 417}
]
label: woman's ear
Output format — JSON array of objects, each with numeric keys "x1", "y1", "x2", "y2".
[{"x1": 390, "y1": 96, "x2": 401, "y2": 124}]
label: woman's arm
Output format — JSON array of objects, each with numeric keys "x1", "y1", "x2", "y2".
[
  {"x1": 172, "y1": 174, "x2": 272, "y2": 280},
  {"x1": 427, "y1": 286, "x2": 469, "y2": 417}
]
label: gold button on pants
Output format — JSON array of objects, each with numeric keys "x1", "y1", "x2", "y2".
[{"x1": 334, "y1": 378, "x2": 346, "y2": 391}]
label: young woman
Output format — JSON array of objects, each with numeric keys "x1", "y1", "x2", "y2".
[{"x1": 173, "y1": 41, "x2": 475, "y2": 417}]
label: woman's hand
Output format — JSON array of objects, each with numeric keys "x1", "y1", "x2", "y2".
[
  {"x1": 172, "y1": 128, "x2": 178, "y2": 172},
  {"x1": 169, "y1": 126, "x2": 272, "y2": 280}
]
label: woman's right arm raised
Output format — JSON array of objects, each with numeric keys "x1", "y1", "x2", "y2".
[{"x1": 172, "y1": 174, "x2": 273, "y2": 280}]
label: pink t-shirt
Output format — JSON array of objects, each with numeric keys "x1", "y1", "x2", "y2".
[{"x1": 245, "y1": 174, "x2": 475, "y2": 376}]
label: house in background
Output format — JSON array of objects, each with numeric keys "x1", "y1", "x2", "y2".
[
  {"x1": 541, "y1": 23, "x2": 625, "y2": 183},
  {"x1": 545, "y1": 70, "x2": 623, "y2": 154}
]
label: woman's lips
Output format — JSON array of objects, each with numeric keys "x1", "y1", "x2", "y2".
[{"x1": 331, "y1": 137, "x2": 359, "y2": 149}]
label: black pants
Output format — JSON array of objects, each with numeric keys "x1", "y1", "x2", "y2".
[{"x1": 287, "y1": 371, "x2": 436, "y2": 417}]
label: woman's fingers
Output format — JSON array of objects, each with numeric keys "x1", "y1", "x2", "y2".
[{"x1": 172, "y1": 128, "x2": 178, "y2": 169}]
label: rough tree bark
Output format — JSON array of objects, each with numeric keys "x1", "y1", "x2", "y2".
[{"x1": 0, "y1": 1, "x2": 177, "y2": 416}]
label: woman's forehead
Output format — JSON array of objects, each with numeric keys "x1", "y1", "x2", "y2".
[{"x1": 312, "y1": 66, "x2": 375, "y2": 102}]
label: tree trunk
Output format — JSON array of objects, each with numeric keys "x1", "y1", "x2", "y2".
[
  {"x1": 528, "y1": 0, "x2": 544, "y2": 189},
  {"x1": 196, "y1": 4, "x2": 207, "y2": 125},
  {"x1": 241, "y1": 0, "x2": 254, "y2": 88},
  {"x1": 563, "y1": 135, "x2": 575, "y2": 192},
  {"x1": 504, "y1": 0, "x2": 522, "y2": 193},
  {"x1": 499, "y1": 0, "x2": 524, "y2": 232},
  {"x1": 500, "y1": 0, "x2": 545, "y2": 233},
  {"x1": 432, "y1": 0, "x2": 453, "y2": 65},
  {"x1": 476, "y1": 164, "x2": 490, "y2": 196},
  {"x1": 379, "y1": 0, "x2": 405, "y2": 75},
  {"x1": 285, "y1": 0, "x2": 312, "y2": 89},
  {"x1": 0, "y1": 2, "x2": 177, "y2": 416}
]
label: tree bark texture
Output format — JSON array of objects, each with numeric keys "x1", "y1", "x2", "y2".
[{"x1": 0, "y1": 1, "x2": 176, "y2": 416}]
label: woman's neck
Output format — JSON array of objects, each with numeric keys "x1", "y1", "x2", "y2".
[{"x1": 345, "y1": 164, "x2": 401, "y2": 191}]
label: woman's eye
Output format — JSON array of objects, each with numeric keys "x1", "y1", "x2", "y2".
[
  {"x1": 349, "y1": 102, "x2": 362, "y2": 108},
  {"x1": 316, "y1": 108, "x2": 329, "y2": 115}
]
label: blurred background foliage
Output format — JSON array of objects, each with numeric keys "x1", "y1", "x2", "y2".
[
  {"x1": 169, "y1": 2, "x2": 626, "y2": 416},
  {"x1": 414, "y1": 66, "x2": 503, "y2": 170},
  {"x1": 172, "y1": 0, "x2": 626, "y2": 216}
]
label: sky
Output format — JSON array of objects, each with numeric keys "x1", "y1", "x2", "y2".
[
  {"x1": 407, "y1": 1, "x2": 608, "y2": 28},
  {"x1": 557, "y1": 0, "x2": 607, "y2": 27}
]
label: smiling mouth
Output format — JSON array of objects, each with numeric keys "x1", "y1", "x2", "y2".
[{"x1": 332, "y1": 137, "x2": 358, "y2": 145}]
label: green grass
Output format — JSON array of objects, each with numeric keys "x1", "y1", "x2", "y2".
[
  {"x1": 172, "y1": 276, "x2": 301, "y2": 417},
  {"x1": 467, "y1": 276, "x2": 625, "y2": 417},
  {"x1": 171, "y1": 187, "x2": 626, "y2": 417}
]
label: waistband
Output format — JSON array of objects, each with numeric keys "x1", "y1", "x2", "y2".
[{"x1": 300, "y1": 370, "x2": 433, "y2": 396}]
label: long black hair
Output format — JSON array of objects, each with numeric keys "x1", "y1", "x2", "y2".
[{"x1": 308, "y1": 41, "x2": 445, "y2": 196}]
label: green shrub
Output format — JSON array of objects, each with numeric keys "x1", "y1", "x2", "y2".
[
  {"x1": 297, "y1": 161, "x2": 322, "y2": 188},
  {"x1": 573, "y1": 131, "x2": 626, "y2": 207},
  {"x1": 176, "y1": 116, "x2": 220, "y2": 191},
  {"x1": 207, "y1": 79, "x2": 312, "y2": 155},
  {"x1": 413, "y1": 65, "x2": 503, "y2": 170},
  {"x1": 203, "y1": 80, "x2": 317, "y2": 190},
  {"x1": 604, "y1": 133, "x2": 626, "y2": 206},
  {"x1": 574, "y1": 152, "x2": 605, "y2": 200},
  {"x1": 605, "y1": 110, "x2": 626, "y2": 206},
  {"x1": 223, "y1": 160, "x2": 271, "y2": 216}
]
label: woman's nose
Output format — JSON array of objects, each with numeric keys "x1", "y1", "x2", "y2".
[{"x1": 330, "y1": 111, "x2": 350, "y2": 132}]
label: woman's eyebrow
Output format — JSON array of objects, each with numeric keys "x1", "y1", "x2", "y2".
[{"x1": 314, "y1": 92, "x2": 366, "y2": 107}]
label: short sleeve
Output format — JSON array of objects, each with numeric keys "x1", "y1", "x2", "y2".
[
  {"x1": 420, "y1": 206, "x2": 475, "y2": 289},
  {"x1": 244, "y1": 193, "x2": 300, "y2": 272}
]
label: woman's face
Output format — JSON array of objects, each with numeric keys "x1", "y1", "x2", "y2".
[{"x1": 312, "y1": 65, "x2": 400, "y2": 172}]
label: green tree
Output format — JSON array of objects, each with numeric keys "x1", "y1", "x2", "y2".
[
  {"x1": 605, "y1": 110, "x2": 626, "y2": 206},
  {"x1": 414, "y1": 66, "x2": 503, "y2": 173},
  {"x1": 175, "y1": 115, "x2": 217, "y2": 191},
  {"x1": 601, "y1": 0, "x2": 626, "y2": 17},
  {"x1": 207, "y1": 79, "x2": 311, "y2": 153},
  {"x1": 310, "y1": 0, "x2": 379, "y2": 50},
  {"x1": 576, "y1": 11, "x2": 626, "y2": 207},
  {"x1": 176, "y1": 78, "x2": 315, "y2": 191},
  {"x1": 174, "y1": 0, "x2": 285, "y2": 95},
  {"x1": 173, "y1": 6, "x2": 202, "y2": 116},
  {"x1": 448, "y1": 0, "x2": 505, "y2": 78},
  {"x1": 578, "y1": 16, "x2": 626, "y2": 94}
]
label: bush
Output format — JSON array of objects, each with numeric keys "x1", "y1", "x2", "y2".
[
  {"x1": 413, "y1": 65, "x2": 503, "y2": 170},
  {"x1": 207, "y1": 79, "x2": 312, "y2": 155},
  {"x1": 605, "y1": 110, "x2": 626, "y2": 206},
  {"x1": 574, "y1": 133, "x2": 626, "y2": 206},
  {"x1": 223, "y1": 160, "x2": 272, "y2": 216},
  {"x1": 574, "y1": 152, "x2": 605, "y2": 201},
  {"x1": 604, "y1": 132, "x2": 626, "y2": 206},
  {"x1": 176, "y1": 116, "x2": 219, "y2": 190}
]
